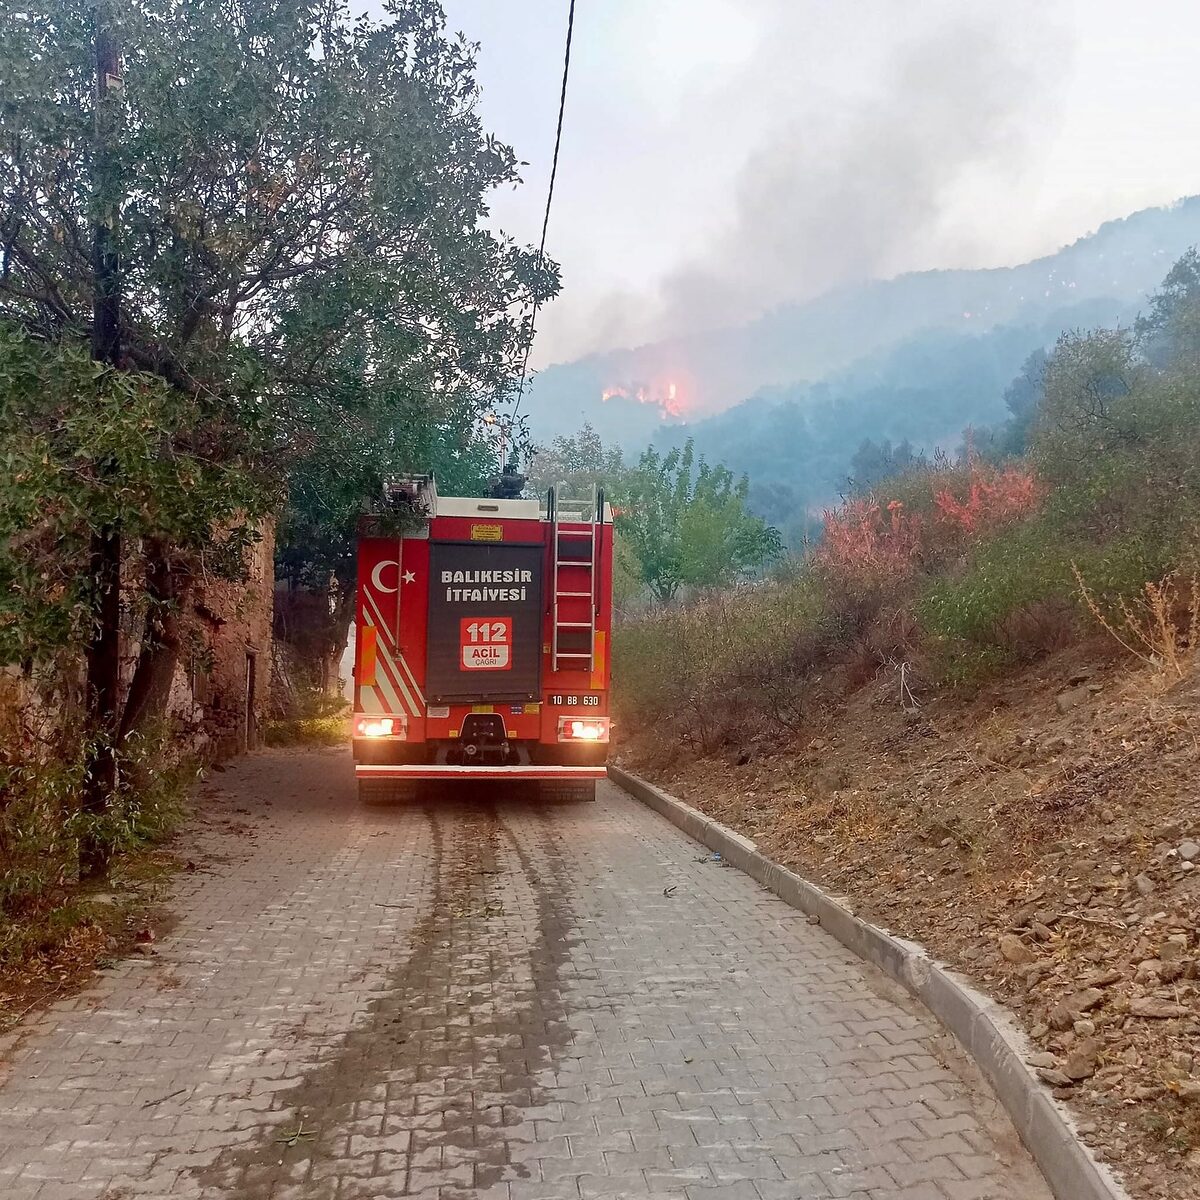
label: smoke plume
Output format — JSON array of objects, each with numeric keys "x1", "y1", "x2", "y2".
[{"x1": 542, "y1": 0, "x2": 1065, "y2": 358}]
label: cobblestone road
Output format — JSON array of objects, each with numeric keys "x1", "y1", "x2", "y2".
[{"x1": 0, "y1": 750, "x2": 1051, "y2": 1200}]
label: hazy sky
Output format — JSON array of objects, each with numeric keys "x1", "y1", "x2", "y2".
[{"x1": 425, "y1": 0, "x2": 1200, "y2": 367}]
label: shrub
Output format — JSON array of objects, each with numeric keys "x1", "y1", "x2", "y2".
[
  {"x1": 817, "y1": 497, "x2": 924, "y2": 587},
  {"x1": 932, "y1": 465, "x2": 1044, "y2": 535},
  {"x1": 613, "y1": 574, "x2": 831, "y2": 750},
  {"x1": 916, "y1": 511, "x2": 1188, "y2": 656},
  {"x1": 817, "y1": 460, "x2": 1042, "y2": 591},
  {"x1": 0, "y1": 724, "x2": 186, "y2": 967},
  {"x1": 264, "y1": 715, "x2": 348, "y2": 747},
  {"x1": 1075, "y1": 569, "x2": 1199, "y2": 681}
]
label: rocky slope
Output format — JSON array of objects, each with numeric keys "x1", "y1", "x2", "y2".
[{"x1": 618, "y1": 645, "x2": 1200, "y2": 1199}]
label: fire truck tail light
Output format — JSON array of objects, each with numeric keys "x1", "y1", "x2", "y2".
[
  {"x1": 557, "y1": 717, "x2": 610, "y2": 743},
  {"x1": 356, "y1": 716, "x2": 406, "y2": 739}
]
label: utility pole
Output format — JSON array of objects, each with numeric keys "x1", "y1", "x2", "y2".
[{"x1": 81, "y1": 1, "x2": 123, "y2": 879}]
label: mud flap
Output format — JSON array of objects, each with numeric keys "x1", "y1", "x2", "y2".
[
  {"x1": 357, "y1": 778, "x2": 422, "y2": 805},
  {"x1": 539, "y1": 780, "x2": 596, "y2": 803}
]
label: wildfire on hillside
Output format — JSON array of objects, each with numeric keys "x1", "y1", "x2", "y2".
[{"x1": 600, "y1": 380, "x2": 686, "y2": 419}]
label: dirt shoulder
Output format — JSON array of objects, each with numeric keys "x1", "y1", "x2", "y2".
[{"x1": 617, "y1": 646, "x2": 1200, "y2": 1200}]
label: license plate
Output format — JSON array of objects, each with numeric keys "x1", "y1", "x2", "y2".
[{"x1": 549, "y1": 693, "x2": 601, "y2": 707}]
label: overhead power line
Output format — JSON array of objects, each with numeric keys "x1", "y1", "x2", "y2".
[{"x1": 510, "y1": 0, "x2": 576, "y2": 431}]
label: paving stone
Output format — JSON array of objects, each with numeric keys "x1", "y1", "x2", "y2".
[{"x1": 0, "y1": 754, "x2": 1052, "y2": 1199}]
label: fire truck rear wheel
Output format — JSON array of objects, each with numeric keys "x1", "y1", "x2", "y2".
[
  {"x1": 357, "y1": 779, "x2": 421, "y2": 805},
  {"x1": 540, "y1": 780, "x2": 596, "y2": 803}
]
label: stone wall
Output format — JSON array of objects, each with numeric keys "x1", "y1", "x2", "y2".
[
  {"x1": 0, "y1": 525, "x2": 275, "y2": 771},
  {"x1": 187, "y1": 523, "x2": 275, "y2": 758}
]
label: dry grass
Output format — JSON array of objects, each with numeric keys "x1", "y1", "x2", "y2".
[
  {"x1": 1075, "y1": 568, "x2": 1200, "y2": 684},
  {"x1": 777, "y1": 789, "x2": 883, "y2": 845}
]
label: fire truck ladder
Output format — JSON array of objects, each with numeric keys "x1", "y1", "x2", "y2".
[{"x1": 549, "y1": 485, "x2": 604, "y2": 672}]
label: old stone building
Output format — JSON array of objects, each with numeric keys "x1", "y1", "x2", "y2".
[
  {"x1": 150, "y1": 524, "x2": 275, "y2": 759},
  {"x1": 0, "y1": 527, "x2": 275, "y2": 772},
  {"x1": 173, "y1": 525, "x2": 275, "y2": 757}
]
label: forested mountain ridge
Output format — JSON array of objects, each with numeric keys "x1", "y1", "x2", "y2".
[
  {"x1": 660, "y1": 297, "x2": 1133, "y2": 541},
  {"x1": 525, "y1": 196, "x2": 1200, "y2": 450}
]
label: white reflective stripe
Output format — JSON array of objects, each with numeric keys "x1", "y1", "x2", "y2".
[
  {"x1": 396, "y1": 651, "x2": 426, "y2": 705},
  {"x1": 364, "y1": 580, "x2": 426, "y2": 705},
  {"x1": 361, "y1": 604, "x2": 415, "y2": 716},
  {"x1": 357, "y1": 684, "x2": 384, "y2": 714},
  {"x1": 362, "y1": 586, "x2": 394, "y2": 646},
  {"x1": 378, "y1": 643, "x2": 418, "y2": 716},
  {"x1": 355, "y1": 765, "x2": 606, "y2": 779},
  {"x1": 360, "y1": 609, "x2": 405, "y2": 714},
  {"x1": 364, "y1": 588, "x2": 422, "y2": 714},
  {"x1": 372, "y1": 663, "x2": 404, "y2": 716},
  {"x1": 372, "y1": 620, "x2": 418, "y2": 715}
]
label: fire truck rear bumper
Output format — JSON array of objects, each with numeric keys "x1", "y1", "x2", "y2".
[{"x1": 354, "y1": 764, "x2": 607, "y2": 781}]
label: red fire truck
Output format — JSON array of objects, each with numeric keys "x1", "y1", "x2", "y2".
[{"x1": 351, "y1": 475, "x2": 612, "y2": 802}]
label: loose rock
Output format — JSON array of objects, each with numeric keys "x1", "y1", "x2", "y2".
[
  {"x1": 999, "y1": 932, "x2": 1037, "y2": 964},
  {"x1": 1063, "y1": 1039, "x2": 1101, "y2": 1081},
  {"x1": 1128, "y1": 997, "x2": 1191, "y2": 1019},
  {"x1": 1048, "y1": 987, "x2": 1106, "y2": 1030},
  {"x1": 1134, "y1": 959, "x2": 1163, "y2": 984},
  {"x1": 1036, "y1": 1067, "x2": 1075, "y2": 1088}
]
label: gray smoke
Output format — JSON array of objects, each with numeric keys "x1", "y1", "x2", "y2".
[{"x1": 564, "y1": 0, "x2": 1066, "y2": 354}]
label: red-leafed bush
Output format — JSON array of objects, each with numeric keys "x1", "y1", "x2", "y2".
[
  {"x1": 932, "y1": 466, "x2": 1044, "y2": 535},
  {"x1": 818, "y1": 498, "x2": 923, "y2": 585},
  {"x1": 818, "y1": 462, "x2": 1043, "y2": 588}
]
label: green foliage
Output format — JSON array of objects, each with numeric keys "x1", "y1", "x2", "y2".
[
  {"x1": 1, "y1": 0, "x2": 558, "y2": 670},
  {"x1": 920, "y1": 524, "x2": 1147, "y2": 643},
  {"x1": 0, "y1": 724, "x2": 186, "y2": 962},
  {"x1": 264, "y1": 715, "x2": 348, "y2": 747},
  {"x1": 0, "y1": 749, "x2": 84, "y2": 924},
  {"x1": 527, "y1": 422, "x2": 625, "y2": 503},
  {"x1": 0, "y1": 326, "x2": 268, "y2": 666},
  {"x1": 615, "y1": 440, "x2": 782, "y2": 603},
  {"x1": 2, "y1": 0, "x2": 552, "y2": 380}
]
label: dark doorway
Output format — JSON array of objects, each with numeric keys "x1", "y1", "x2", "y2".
[{"x1": 245, "y1": 652, "x2": 257, "y2": 750}]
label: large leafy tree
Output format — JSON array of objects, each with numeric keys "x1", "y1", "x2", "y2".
[
  {"x1": 526, "y1": 422, "x2": 626, "y2": 510},
  {"x1": 0, "y1": 0, "x2": 557, "y2": 804},
  {"x1": 616, "y1": 440, "x2": 782, "y2": 603},
  {"x1": 275, "y1": 390, "x2": 504, "y2": 693}
]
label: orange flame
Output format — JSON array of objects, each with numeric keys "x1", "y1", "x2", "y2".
[{"x1": 600, "y1": 381, "x2": 684, "y2": 419}]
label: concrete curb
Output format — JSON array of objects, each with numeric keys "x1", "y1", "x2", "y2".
[{"x1": 608, "y1": 764, "x2": 1130, "y2": 1200}]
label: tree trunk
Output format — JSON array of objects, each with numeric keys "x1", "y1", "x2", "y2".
[
  {"x1": 81, "y1": 526, "x2": 121, "y2": 878},
  {"x1": 80, "y1": 2, "x2": 122, "y2": 880},
  {"x1": 119, "y1": 540, "x2": 190, "y2": 747},
  {"x1": 325, "y1": 571, "x2": 357, "y2": 697}
]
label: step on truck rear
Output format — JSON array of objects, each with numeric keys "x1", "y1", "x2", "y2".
[{"x1": 352, "y1": 476, "x2": 612, "y2": 801}]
